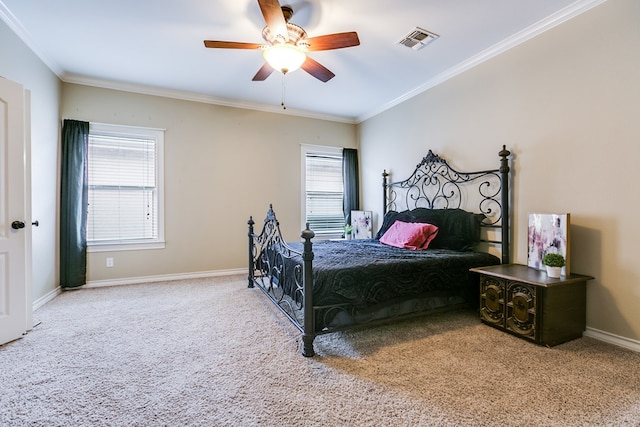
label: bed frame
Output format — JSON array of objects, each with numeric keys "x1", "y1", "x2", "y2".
[{"x1": 248, "y1": 146, "x2": 511, "y2": 356}]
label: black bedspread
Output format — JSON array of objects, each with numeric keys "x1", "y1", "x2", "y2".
[{"x1": 284, "y1": 239, "x2": 500, "y2": 312}]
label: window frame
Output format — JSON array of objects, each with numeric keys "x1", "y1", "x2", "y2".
[
  {"x1": 300, "y1": 144, "x2": 344, "y2": 240},
  {"x1": 87, "y1": 122, "x2": 165, "y2": 252}
]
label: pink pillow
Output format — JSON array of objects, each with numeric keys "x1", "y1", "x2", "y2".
[{"x1": 379, "y1": 220, "x2": 439, "y2": 250}]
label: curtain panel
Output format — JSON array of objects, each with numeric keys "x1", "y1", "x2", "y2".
[
  {"x1": 342, "y1": 148, "x2": 359, "y2": 225},
  {"x1": 60, "y1": 119, "x2": 89, "y2": 288}
]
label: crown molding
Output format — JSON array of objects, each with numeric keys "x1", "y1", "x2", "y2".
[
  {"x1": 356, "y1": 0, "x2": 608, "y2": 123},
  {"x1": 62, "y1": 73, "x2": 357, "y2": 124},
  {"x1": 0, "y1": 0, "x2": 63, "y2": 75}
]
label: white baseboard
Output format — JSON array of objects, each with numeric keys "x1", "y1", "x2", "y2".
[
  {"x1": 33, "y1": 287, "x2": 61, "y2": 311},
  {"x1": 584, "y1": 327, "x2": 640, "y2": 353},
  {"x1": 84, "y1": 268, "x2": 246, "y2": 288}
]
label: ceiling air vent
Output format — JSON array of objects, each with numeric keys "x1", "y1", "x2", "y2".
[{"x1": 398, "y1": 27, "x2": 439, "y2": 51}]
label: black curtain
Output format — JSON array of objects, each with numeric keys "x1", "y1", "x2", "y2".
[
  {"x1": 342, "y1": 148, "x2": 359, "y2": 226},
  {"x1": 60, "y1": 119, "x2": 89, "y2": 289}
]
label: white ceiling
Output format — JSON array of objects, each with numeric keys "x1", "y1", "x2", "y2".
[{"x1": 0, "y1": 0, "x2": 601, "y2": 123}]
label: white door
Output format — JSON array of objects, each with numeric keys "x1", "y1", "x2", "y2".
[{"x1": 0, "y1": 77, "x2": 30, "y2": 345}]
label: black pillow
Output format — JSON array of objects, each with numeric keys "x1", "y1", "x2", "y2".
[
  {"x1": 374, "y1": 210, "x2": 404, "y2": 240},
  {"x1": 376, "y1": 208, "x2": 485, "y2": 251}
]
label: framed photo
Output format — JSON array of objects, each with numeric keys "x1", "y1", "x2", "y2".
[
  {"x1": 527, "y1": 213, "x2": 570, "y2": 276},
  {"x1": 351, "y1": 210, "x2": 372, "y2": 239}
]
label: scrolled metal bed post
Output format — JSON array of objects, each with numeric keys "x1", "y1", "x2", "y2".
[
  {"x1": 247, "y1": 216, "x2": 255, "y2": 288},
  {"x1": 499, "y1": 146, "x2": 511, "y2": 264},
  {"x1": 300, "y1": 224, "x2": 316, "y2": 357},
  {"x1": 382, "y1": 170, "x2": 389, "y2": 215}
]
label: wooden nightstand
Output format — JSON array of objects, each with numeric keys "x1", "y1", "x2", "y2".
[{"x1": 469, "y1": 264, "x2": 594, "y2": 347}]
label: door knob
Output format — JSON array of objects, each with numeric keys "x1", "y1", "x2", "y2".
[{"x1": 11, "y1": 220, "x2": 26, "y2": 230}]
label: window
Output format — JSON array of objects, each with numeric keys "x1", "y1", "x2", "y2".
[
  {"x1": 87, "y1": 123, "x2": 165, "y2": 251},
  {"x1": 301, "y1": 145, "x2": 344, "y2": 238}
]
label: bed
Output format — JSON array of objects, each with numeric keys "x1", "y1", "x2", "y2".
[{"x1": 248, "y1": 146, "x2": 511, "y2": 356}]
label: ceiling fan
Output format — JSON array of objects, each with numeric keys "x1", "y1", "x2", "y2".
[{"x1": 203, "y1": 0, "x2": 360, "y2": 83}]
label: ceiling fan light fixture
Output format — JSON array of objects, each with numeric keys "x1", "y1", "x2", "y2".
[
  {"x1": 204, "y1": 0, "x2": 359, "y2": 83},
  {"x1": 263, "y1": 43, "x2": 307, "y2": 74}
]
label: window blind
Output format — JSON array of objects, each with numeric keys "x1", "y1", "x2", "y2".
[
  {"x1": 305, "y1": 152, "x2": 344, "y2": 235},
  {"x1": 87, "y1": 134, "x2": 158, "y2": 243}
]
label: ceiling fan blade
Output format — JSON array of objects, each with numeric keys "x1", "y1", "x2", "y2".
[
  {"x1": 305, "y1": 32, "x2": 360, "y2": 51},
  {"x1": 252, "y1": 63, "x2": 275, "y2": 81},
  {"x1": 258, "y1": 0, "x2": 288, "y2": 41},
  {"x1": 204, "y1": 40, "x2": 264, "y2": 49},
  {"x1": 301, "y1": 57, "x2": 335, "y2": 82}
]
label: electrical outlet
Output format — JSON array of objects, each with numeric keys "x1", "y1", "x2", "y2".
[{"x1": 106, "y1": 257, "x2": 114, "y2": 268}]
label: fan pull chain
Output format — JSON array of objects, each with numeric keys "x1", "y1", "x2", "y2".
[{"x1": 281, "y1": 73, "x2": 287, "y2": 110}]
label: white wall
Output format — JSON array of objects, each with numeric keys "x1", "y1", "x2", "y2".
[
  {"x1": 61, "y1": 84, "x2": 357, "y2": 282},
  {"x1": 0, "y1": 19, "x2": 62, "y2": 302},
  {"x1": 359, "y1": 0, "x2": 640, "y2": 342}
]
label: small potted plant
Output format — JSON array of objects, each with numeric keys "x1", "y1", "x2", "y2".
[
  {"x1": 344, "y1": 224, "x2": 353, "y2": 240},
  {"x1": 542, "y1": 252, "x2": 565, "y2": 278}
]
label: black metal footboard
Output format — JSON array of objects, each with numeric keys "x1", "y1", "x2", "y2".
[{"x1": 248, "y1": 205, "x2": 317, "y2": 357}]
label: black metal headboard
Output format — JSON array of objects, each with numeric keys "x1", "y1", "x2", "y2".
[{"x1": 382, "y1": 146, "x2": 511, "y2": 263}]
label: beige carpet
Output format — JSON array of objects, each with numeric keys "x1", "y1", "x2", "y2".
[{"x1": 1, "y1": 275, "x2": 639, "y2": 426}]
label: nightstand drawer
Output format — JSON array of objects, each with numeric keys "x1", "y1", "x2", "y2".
[
  {"x1": 505, "y1": 281, "x2": 536, "y2": 341},
  {"x1": 479, "y1": 276, "x2": 505, "y2": 327}
]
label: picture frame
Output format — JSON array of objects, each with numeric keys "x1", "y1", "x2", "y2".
[
  {"x1": 527, "y1": 213, "x2": 570, "y2": 276},
  {"x1": 350, "y1": 210, "x2": 372, "y2": 239}
]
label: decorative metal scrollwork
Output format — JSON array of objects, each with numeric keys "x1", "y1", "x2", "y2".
[
  {"x1": 248, "y1": 204, "x2": 306, "y2": 327},
  {"x1": 384, "y1": 150, "x2": 504, "y2": 226}
]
